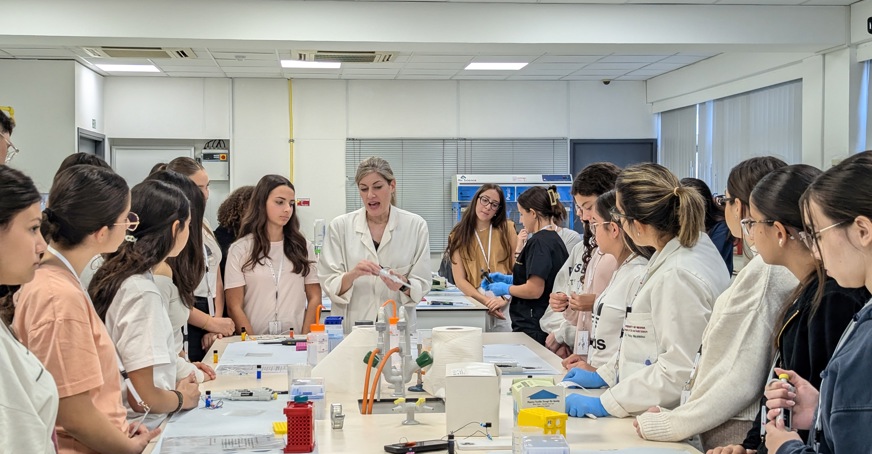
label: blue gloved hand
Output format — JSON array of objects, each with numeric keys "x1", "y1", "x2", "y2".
[
  {"x1": 487, "y1": 282, "x2": 511, "y2": 297},
  {"x1": 563, "y1": 368, "x2": 608, "y2": 389},
  {"x1": 488, "y1": 272, "x2": 513, "y2": 285},
  {"x1": 565, "y1": 394, "x2": 609, "y2": 418}
]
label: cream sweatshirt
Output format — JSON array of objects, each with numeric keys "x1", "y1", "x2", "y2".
[{"x1": 635, "y1": 254, "x2": 797, "y2": 440}]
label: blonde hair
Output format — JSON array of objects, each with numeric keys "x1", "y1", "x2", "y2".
[
  {"x1": 615, "y1": 163, "x2": 704, "y2": 248},
  {"x1": 355, "y1": 156, "x2": 397, "y2": 205}
]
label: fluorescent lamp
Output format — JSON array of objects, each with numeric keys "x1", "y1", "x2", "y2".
[
  {"x1": 95, "y1": 64, "x2": 160, "y2": 73},
  {"x1": 281, "y1": 60, "x2": 341, "y2": 69},
  {"x1": 464, "y1": 62, "x2": 528, "y2": 71}
]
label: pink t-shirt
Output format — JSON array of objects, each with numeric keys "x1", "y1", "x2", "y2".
[
  {"x1": 224, "y1": 235, "x2": 319, "y2": 334},
  {"x1": 14, "y1": 263, "x2": 129, "y2": 454}
]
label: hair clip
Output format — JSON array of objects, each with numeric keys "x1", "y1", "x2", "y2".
[
  {"x1": 124, "y1": 235, "x2": 138, "y2": 243},
  {"x1": 547, "y1": 189, "x2": 559, "y2": 206}
]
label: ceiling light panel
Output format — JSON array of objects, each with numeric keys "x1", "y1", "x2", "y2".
[
  {"x1": 465, "y1": 62, "x2": 528, "y2": 70},
  {"x1": 96, "y1": 64, "x2": 160, "y2": 73}
]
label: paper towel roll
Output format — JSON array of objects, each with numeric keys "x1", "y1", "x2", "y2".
[{"x1": 422, "y1": 326, "x2": 483, "y2": 398}]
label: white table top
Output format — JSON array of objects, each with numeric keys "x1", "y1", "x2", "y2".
[{"x1": 146, "y1": 333, "x2": 701, "y2": 454}]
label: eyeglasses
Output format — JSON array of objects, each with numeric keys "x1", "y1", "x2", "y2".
[
  {"x1": 714, "y1": 195, "x2": 735, "y2": 207},
  {"x1": 609, "y1": 207, "x2": 633, "y2": 223},
  {"x1": 114, "y1": 212, "x2": 140, "y2": 232},
  {"x1": 3, "y1": 135, "x2": 19, "y2": 165},
  {"x1": 478, "y1": 195, "x2": 500, "y2": 210},
  {"x1": 799, "y1": 220, "x2": 849, "y2": 250},
  {"x1": 589, "y1": 221, "x2": 612, "y2": 235},
  {"x1": 740, "y1": 218, "x2": 777, "y2": 240}
]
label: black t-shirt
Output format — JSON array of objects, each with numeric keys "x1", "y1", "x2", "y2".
[{"x1": 512, "y1": 229, "x2": 568, "y2": 304}]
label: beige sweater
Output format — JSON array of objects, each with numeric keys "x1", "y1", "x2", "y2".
[{"x1": 635, "y1": 254, "x2": 797, "y2": 441}]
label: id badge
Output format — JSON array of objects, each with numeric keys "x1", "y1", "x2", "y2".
[
  {"x1": 268, "y1": 320, "x2": 282, "y2": 335},
  {"x1": 575, "y1": 329, "x2": 590, "y2": 355},
  {"x1": 680, "y1": 388, "x2": 691, "y2": 406}
]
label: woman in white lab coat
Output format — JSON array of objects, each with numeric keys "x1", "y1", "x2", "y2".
[
  {"x1": 319, "y1": 157, "x2": 432, "y2": 332},
  {"x1": 562, "y1": 163, "x2": 731, "y2": 419}
]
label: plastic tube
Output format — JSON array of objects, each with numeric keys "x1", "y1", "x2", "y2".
[
  {"x1": 362, "y1": 348, "x2": 380, "y2": 415},
  {"x1": 366, "y1": 347, "x2": 400, "y2": 414},
  {"x1": 381, "y1": 299, "x2": 397, "y2": 318}
]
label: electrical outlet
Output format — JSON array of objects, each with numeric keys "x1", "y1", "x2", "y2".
[{"x1": 91, "y1": 119, "x2": 96, "y2": 129}]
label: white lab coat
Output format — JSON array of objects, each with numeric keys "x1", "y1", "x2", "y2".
[
  {"x1": 588, "y1": 254, "x2": 648, "y2": 368},
  {"x1": 319, "y1": 205, "x2": 432, "y2": 333},
  {"x1": 539, "y1": 241, "x2": 586, "y2": 343},
  {"x1": 597, "y1": 234, "x2": 731, "y2": 418}
]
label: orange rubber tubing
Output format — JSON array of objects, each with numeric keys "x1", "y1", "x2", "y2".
[
  {"x1": 381, "y1": 299, "x2": 397, "y2": 318},
  {"x1": 366, "y1": 347, "x2": 400, "y2": 414},
  {"x1": 362, "y1": 348, "x2": 380, "y2": 415}
]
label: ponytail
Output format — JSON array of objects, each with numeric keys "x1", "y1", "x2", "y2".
[{"x1": 674, "y1": 186, "x2": 705, "y2": 248}]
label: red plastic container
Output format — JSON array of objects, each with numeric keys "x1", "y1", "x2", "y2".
[{"x1": 284, "y1": 396, "x2": 315, "y2": 453}]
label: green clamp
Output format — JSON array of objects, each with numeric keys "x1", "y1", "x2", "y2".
[
  {"x1": 363, "y1": 351, "x2": 381, "y2": 368},
  {"x1": 416, "y1": 351, "x2": 433, "y2": 368}
]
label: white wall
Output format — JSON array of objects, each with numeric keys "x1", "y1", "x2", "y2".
[
  {"x1": 230, "y1": 78, "x2": 291, "y2": 187},
  {"x1": 0, "y1": 60, "x2": 76, "y2": 191},
  {"x1": 293, "y1": 79, "x2": 655, "y2": 245},
  {"x1": 104, "y1": 77, "x2": 231, "y2": 139},
  {"x1": 75, "y1": 63, "x2": 104, "y2": 134}
]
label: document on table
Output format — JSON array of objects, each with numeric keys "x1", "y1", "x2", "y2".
[
  {"x1": 217, "y1": 341, "x2": 307, "y2": 368},
  {"x1": 482, "y1": 344, "x2": 559, "y2": 375}
]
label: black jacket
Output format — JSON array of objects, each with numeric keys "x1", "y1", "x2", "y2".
[{"x1": 742, "y1": 277, "x2": 869, "y2": 452}]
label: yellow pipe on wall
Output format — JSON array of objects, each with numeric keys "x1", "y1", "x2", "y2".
[{"x1": 288, "y1": 79, "x2": 294, "y2": 182}]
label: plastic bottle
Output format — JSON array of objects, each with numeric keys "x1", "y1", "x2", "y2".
[
  {"x1": 778, "y1": 373, "x2": 794, "y2": 430},
  {"x1": 240, "y1": 327, "x2": 247, "y2": 341},
  {"x1": 256, "y1": 365, "x2": 262, "y2": 380},
  {"x1": 388, "y1": 316, "x2": 400, "y2": 353},
  {"x1": 204, "y1": 390, "x2": 212, "y2": 408},
  {"x1": 313, "y1": 219, "x2": 326, "y2": 258},
  {"x1": 212, "y1": 349, "x2": 218, "y2": 363},
  {"x1": 324, "y1": 316, "x2": 344, "y2": 352},
  {"x1": 307, "y1": 306, "x2": 328, "y2": 367}
]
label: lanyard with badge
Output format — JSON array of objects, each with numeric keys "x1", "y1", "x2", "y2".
[
  {"x1": 47, "y1": 246, "x2": 151, "y2": 436},
  {"x1": 680, "y1": 345, "x2": 703, "y2": 405},
  {"x1": 265, "y1": 255, "x2": 284, "y2": 335},
  {"x1": 613, "y1": 265, "x2": 652, "y2": 383},
  {"x1": 180, "y1": 244, "x2": 216, "y2": 359}
]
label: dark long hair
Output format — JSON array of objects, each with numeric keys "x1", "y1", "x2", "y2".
[
  {"x1": 446, "y1": 183, "x2": 514, "y2": 271},
  {"x1": 90, "y1": 180, "x2": 191, "y2": 320},
  {"x1": 145, "y1": 170, "x2": 205, "y2": 308},
  {"x1": 802, "y1": 151, "x2": 872, "y2": 253},
  {"x1": 572, "y1": 163, "x2": 620, "y2": 275},
  {"x1": 751, "y1": 164, "x2": 825, "y2": 320},
  {"x1": 680, "y1": 177, "x2": 724, "y2": 232},
  {"x1": 517, "y1": 185, "x2": 565, "y2": 225},
  {"x1": 595, "y1": 190, "x2": 654, "y2": 260},
  {"x1": 725, "y1": 156, "x2": 788, "y2": 258},
  {"x1": 238, "y1": 175, "x2": 312, "y2": 276},
  {"x1": 43, "y1": 166, "x2": 129, "y2": 248},
  {"x1": 0, "y1": 166, "x2": 42, "y2": 325}
]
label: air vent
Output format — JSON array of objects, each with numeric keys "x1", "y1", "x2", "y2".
[
  {"x1": 82, "y1": 47, "x2": 197, "y2": 59},
  {"x1": 292, "y1": 50, "x2": 395, "y2": 63}
]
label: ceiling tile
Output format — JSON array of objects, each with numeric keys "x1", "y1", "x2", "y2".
[
  {"x1": 570, "y1": 69, "x2": 629, "y2": 77},
  {"x1": 341, "y1": 62, "x2": 404, "y2": 69},
  {"x1": 800, "y1": 0, "x2": 855, "y2": 4},
  {"x1": 643, "y1": 62, "x2": 688, "y2": 70},
  {"x1": 518, "y1": 69, "x2": 577, "y2": 76},
  {"x1": 3, "y1": 48, "x2": 77, "y2": 58},
  {"x1": 402, "y1": 62, "x2": 468, "y2": 70},
  {"x1": 472, "y1": 55, "x2": 537, "y2": 63},
  {"x1": 535, "y1": 55, "x2": 604, "y2": 64},
  {"x1": 396, "y1": 74, "x2": 455, "y2": 80},
  {"x1": 627, "y1": 0, "x2": 718, "y2": 3},
  {"x1": 408, "y1": 54, "x2": 474, "y2": 63},
  {"x1": 561, "y1": 75, "x2": 612, "y2": 81},
  {"x1": 155, "y1": 65, "x2": 223, "y2": 73},
  {"x1": 215, "y1": 59, "x2": 279, "y2": 67},
  {"x1": 164, "y1": 72, "x2": 226, "y2": 78},
  {"x1": 716, "y1": 0, "x2": 802, "y2": 3},
  {"x1": 210, "y1": 51, "x2": 277, "y2": 60},
  {"x1": 625, "y1": 69, "x2": 669, "y2": 76},
  {"x1": 398, "y1": 69, "x2": 458, "y2": 76},
  {"x1": 220, "y1": 67, "x2": 282, "y2": 74},
  {"x1": 451, "y1": 74, "x2": 511, "y2": 80},
  {"x1": 507, "y1": 75, "x2": 565, "y2": 80},
  {"x1": 341, "y1": 68, "x2": 400, "y2": 75},
  {"x1": 584, "y1": 62, "x2": 647, "y2": 70},
  {"x1": 340, "y1": 74, "x2": 396, "y2": 79},
  {"x1": 0, "y1": 50, "x2": 12, "y2": 58},
  {"x1": 658, "y1": 55, "x2": 711, "y2": 64},
  {"x1": 616, "y1": 75, "x2": 651, "y2": 81},
  {"x1": 152, "y1": 59, "x2": 221, "y2": 67},
  {"x1": 224, "y1": 73, "x2": 283, "y2": 78},
  {"x1": 523, "y1": 63, "x2": 586, "y2": 71},
  {"x1": 598, "y1": 55, "x2": 672, "y2": 63},
  {"x1": 286, "y1": 73, "x2": 341, "y2": 79}
]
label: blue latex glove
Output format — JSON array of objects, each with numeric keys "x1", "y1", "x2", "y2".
[
  {"x1": 563, "y1": 368, "x2": 608, "y2": 389},
  {"x1": 487, "y1": 282, "x2": 511, "y2": 297},
  {"x1": 488, "y1": 272, "x2": 513, "y2": 285},
  {"x1": 565, "y1": 394, "x2": 609, "y2": 418}
]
